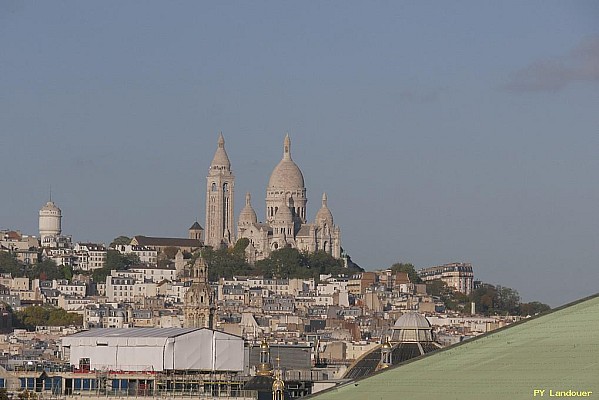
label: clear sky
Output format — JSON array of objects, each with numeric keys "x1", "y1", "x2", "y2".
[{"x1": 1, "y1": 1, "x2": 598, "y2": 307}]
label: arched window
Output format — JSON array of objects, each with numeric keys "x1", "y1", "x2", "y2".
[{"x1": 211, "y1": 183, "x2": 217, "y2": 192}]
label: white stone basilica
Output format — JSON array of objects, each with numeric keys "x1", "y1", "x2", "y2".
[{"x1": 204, "y1": 134, "x2": 341, "y2": 263}]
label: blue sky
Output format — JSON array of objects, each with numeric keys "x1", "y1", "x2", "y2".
[{"x1": 1, "y1": 1, "x2": 598, "y2": 306}]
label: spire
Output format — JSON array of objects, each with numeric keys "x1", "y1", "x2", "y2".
[
  {"x1": 283, "y1": 133, "x2": 291, "y2": 160},
  {"x1": 210, "y1": 132, "x2": 231, "y2": 171},
  {"x1": 322, "y1": 192, "x2": 328, "y2": 207},
  {"x1": 245, "y1": 192, "x2": 251, "y2": 206}
]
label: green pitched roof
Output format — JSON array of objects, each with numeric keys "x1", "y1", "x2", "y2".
[{"x1": 312, "y1": 294, "x2": 599, "y2": 400}]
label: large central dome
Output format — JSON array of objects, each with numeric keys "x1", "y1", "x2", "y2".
[{"x1": 268, "y1": 134, "x2": 305, "y2": 190}]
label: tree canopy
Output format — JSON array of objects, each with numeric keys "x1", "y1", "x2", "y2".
[
  {"x1": 519, "y1": 301, "x2": 551, "y2": 316},
  {"x1": 201, "y1": 240, "x2": 250, "y2": 281},
  {"x1": 457, "y1": 283, "x2": 550, "y2": 316},
  {"x1": 390, "y1": 263, "x2": 422, "y2": 283},
  {"x1": 91, "y1": 250, "x2": 139, "y2": 282},
  {"x1": 26, "y1": 259, "x2": 73, "y2": 281},
  {"x1": 197, "y1": 240, "x2": 360, "y2": 282},
  {"x1": 254, "y1": 248, "x2": 360, "y2": 281},
  {"x1": 0, "y1": 251, "x2": 24, "y2": 276},
  {"x1": 0, "y1": 252, "x2": 73, "y2": 281},
  {"x1": 13, "y1": 306, "x2": 82, "y2": 330},
  {"x1": 109, "y1": 236, "x2": 132, "y2": 247}
]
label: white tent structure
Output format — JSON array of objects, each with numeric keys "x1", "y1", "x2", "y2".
[{"x1": 62, "y1": 327, "x2": 244, "y2": 372}]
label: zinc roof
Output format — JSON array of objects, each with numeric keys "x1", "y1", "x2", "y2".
[
  {"x1": 311, "y1": 294, "x2": 599, "y2": 400},
  {"x1": 133, "y1": 235, "x2": 201, "y2": 247},
  {"x1": 67, "y1": 327, "x2": 200, "y2": 339}
]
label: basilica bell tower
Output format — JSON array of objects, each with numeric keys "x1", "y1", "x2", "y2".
[{"x1": 205, "y1": 133, "x2": 235, "y2": 249}]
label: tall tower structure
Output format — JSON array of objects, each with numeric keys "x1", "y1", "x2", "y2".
[
  {"x1": 205, "y1": 133, "x2": 235, "y2": 248},
  {"x1": 266, "y1": 134, "x2": 307, "y2": 225},
  {"x1": 39, "y1": 199, "x2": 62, "y2": 245}
]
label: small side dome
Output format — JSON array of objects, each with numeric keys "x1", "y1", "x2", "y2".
[
  {"x1": 315, "y1": 193, "x2": 334, "y2": 225},
  {"x1": 239, "y1": 193, "x2": 258, "y2": 224},
  {"x1": 393, "y1": 312, "x2": 431, "y2": 329},
  {"x1": 273, "y1": 199, "x2": 294, "y2": 224},
  {"x1": 274, "y1": 206, "x2": 293, "y2": 224},
  {"x1": 390, "y1": 312, "x2": 433, "y2": 342}
]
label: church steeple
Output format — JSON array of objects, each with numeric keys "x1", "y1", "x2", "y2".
[
  {"x1": 184, "y1": 255, "x2": 214, "y2": 328},
  {"x1": 206, "y1": 133, "x2": 235, "y2": 249}
]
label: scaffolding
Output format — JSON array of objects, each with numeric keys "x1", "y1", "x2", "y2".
[{"x1": 1, "y1": 369, "x2": 256, "y2": 399}]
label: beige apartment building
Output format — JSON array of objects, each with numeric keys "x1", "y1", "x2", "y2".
[{"x1": 417, "y1": 262, "x2": 474, "y2": 295}]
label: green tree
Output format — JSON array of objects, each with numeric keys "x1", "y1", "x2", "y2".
[
  {"x1": 470, "y1": 284, "x2": 498, "y2": 315},
  {"x1": 0, "y1": 251, "x2": 23, "y2": 276},
  {"x1": 62, "y1": 264, "x2": 73, "y2": 280},
  {"x1": 255, "y1": 247, "x2": 305, "y2": 279},
  {"x1": 15, "y1": 306, "x2": 83, "y2": 330},
  {"x1": 469, "y1": 284, "x2": 529, "y2": 316},
  {"x1": 110, "y1": 236, "x2": 132, "y2": 247},
  {"x1": 47, "y1": 308, "x2": 83, "y2": 326},
  {"x1": 0, "y1": 388, "x2": 9, "y2": 400},
  {"x1": 105, "y1": 250, "x2": 139, "y2": 270},
  {"x1": 495, "y1": 285, "x2": 521, "y2": 315},
  {"x1": 201, "y1": 244, "x2": 250, "y2": 281},
  {"x1": 305, "y1": 251, "x2": 346, "y2": 279},
  {"x1": 15, "y1": 306, "x2": 49, "y2": 329},
  {"x1": 519, "y1": 301, "x2": 551, "y2": 316},
  {"x1": 92, "y1": 250, "x2": 139, "y2": 282},
  {"x1": 92, "y1": 268, "x2": 110, "y2": 283},
  {"x1": 193, "y1": 242, "x2": 359, "y2": 282},
  {"x1": 232, "y1": 238, "x2": 250, "y2": 256},
  {"x1": 390, "y1": 263, "x2": 422, "y2": 283},
  {"x1": 425, "y1": 279, "x2": 471, "y2": 311},
  {"x1": 254, "y1": 248, "x2": 357, "y2": 281},
  {"x1": 26, "y1": 259, "x2": 74, "y2": 281},
  {"x1": 426, "y1": 279, "x2": 449, "y2": 297}
]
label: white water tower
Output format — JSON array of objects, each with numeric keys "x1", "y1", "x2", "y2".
[{"x1": 39, "y1": 200, "x2": 62, "y2": 243}]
